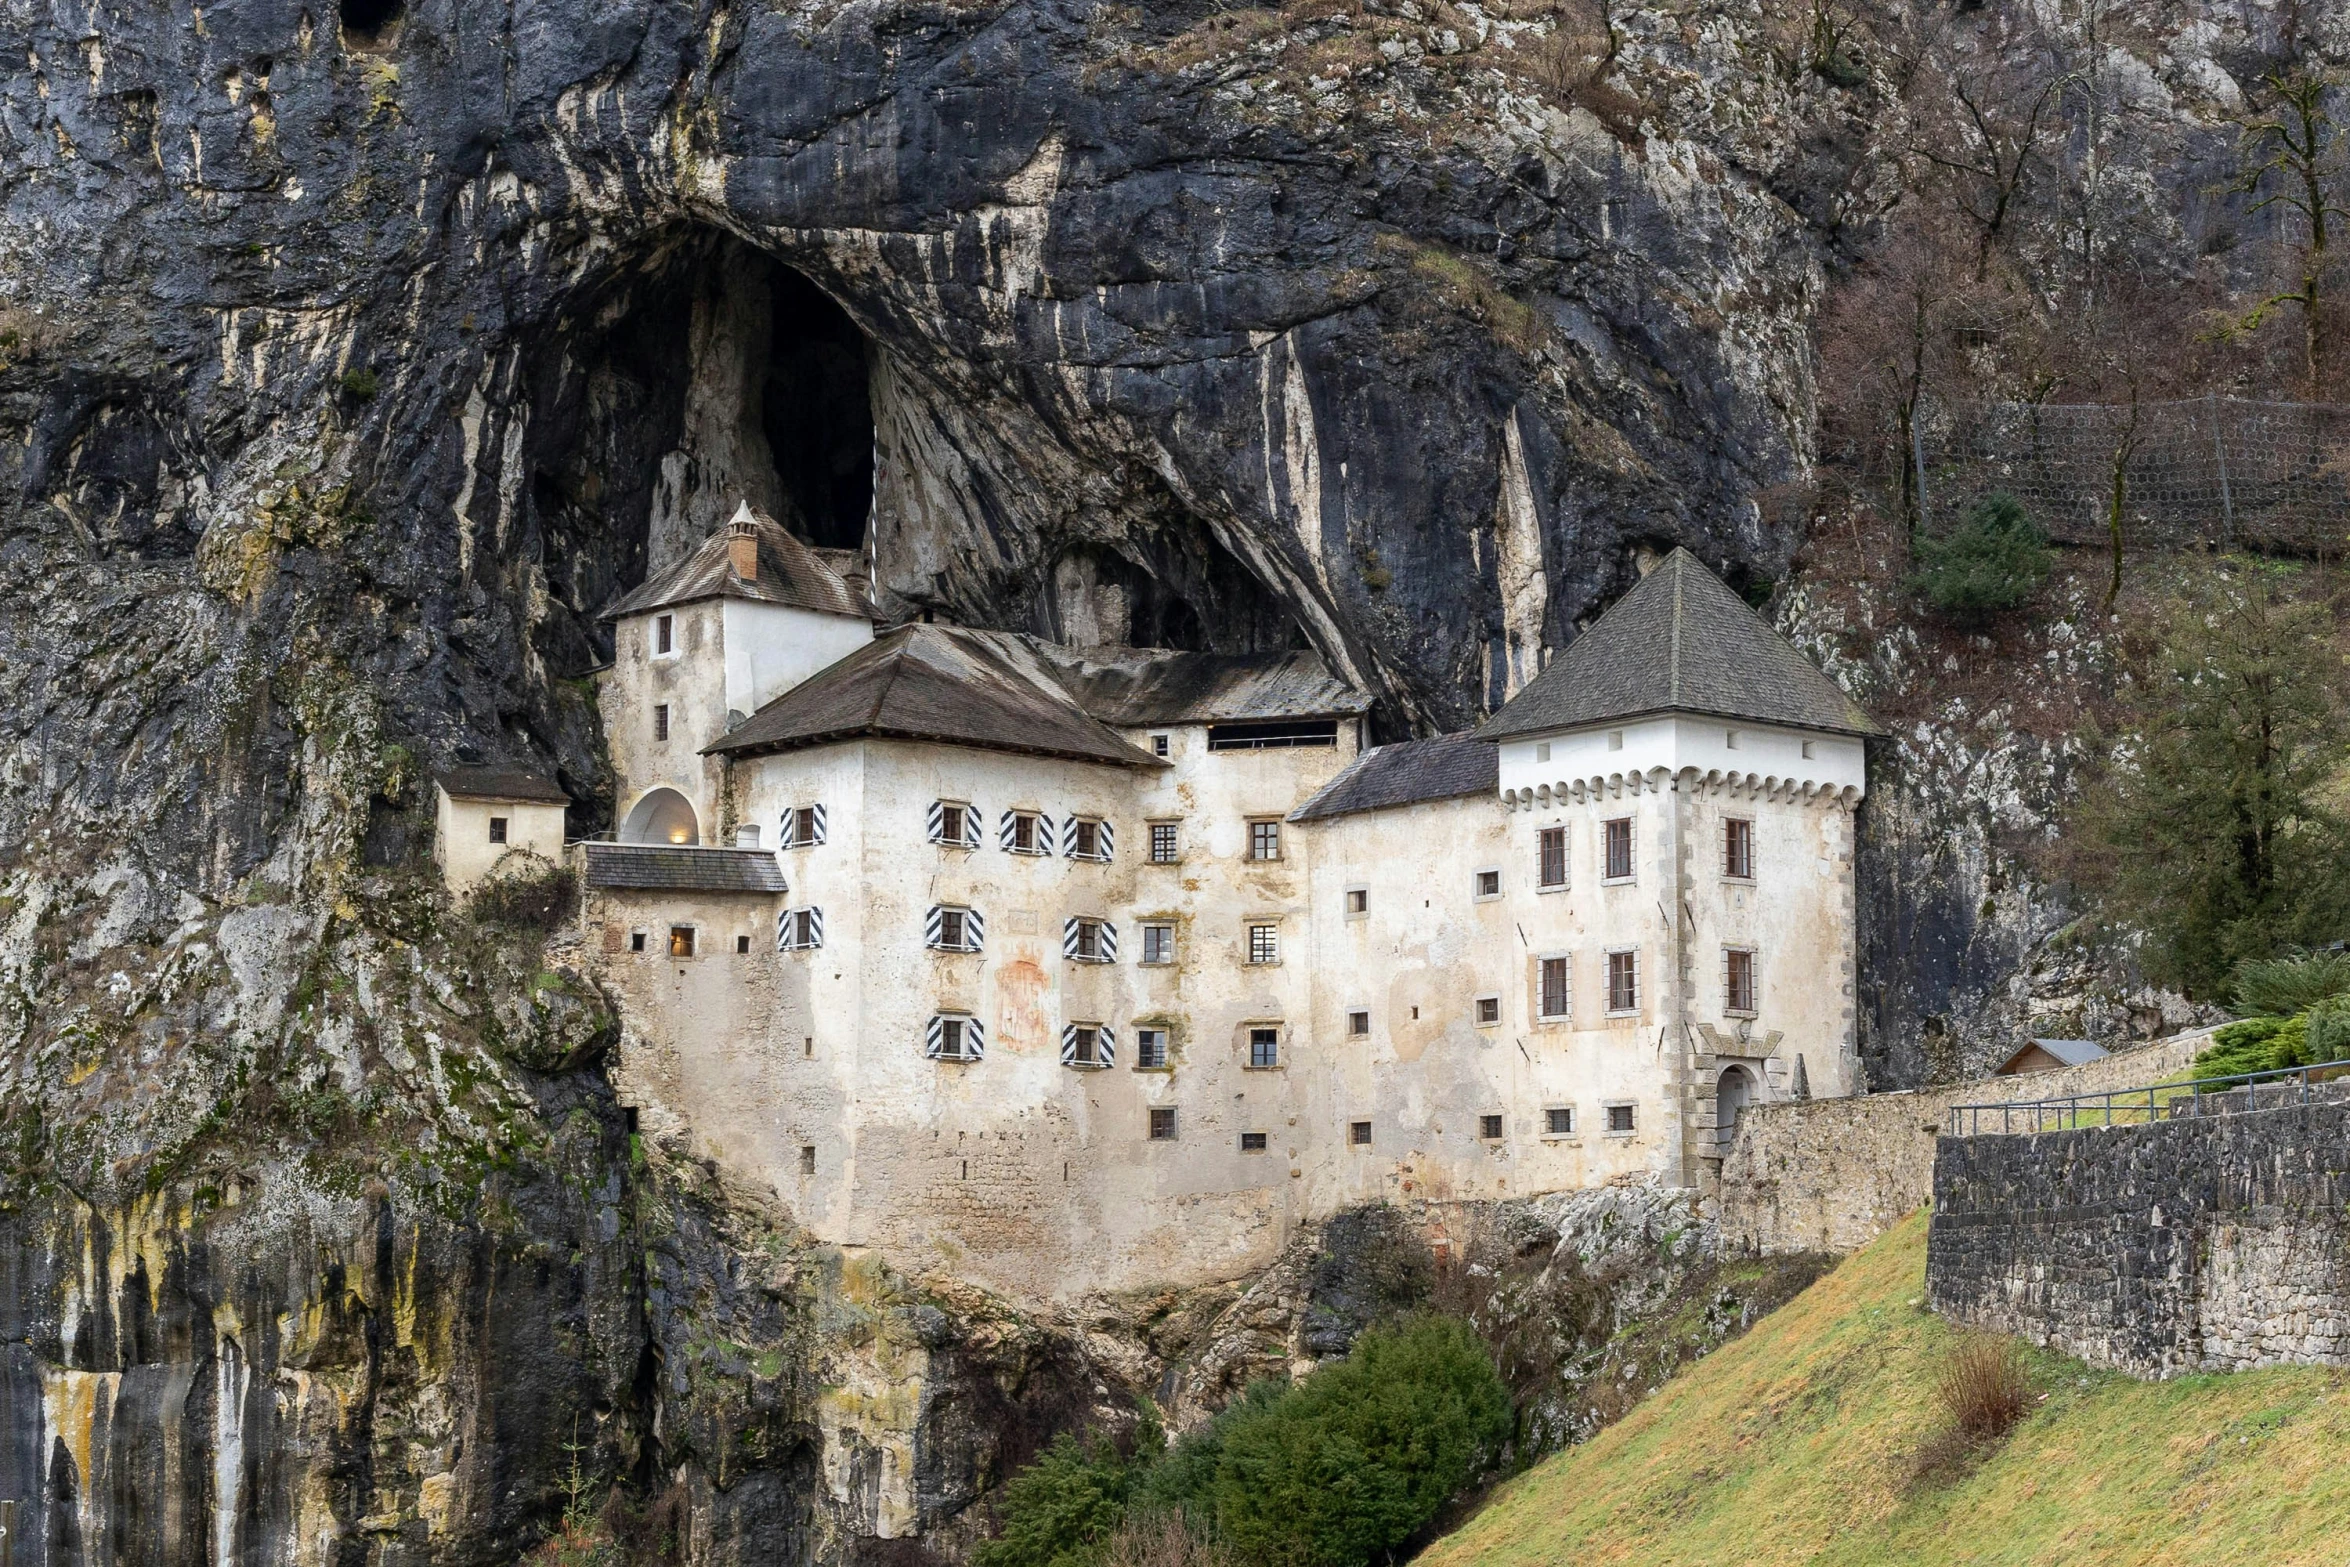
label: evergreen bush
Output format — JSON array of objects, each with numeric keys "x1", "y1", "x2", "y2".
[
  {"x1": 2192, "y1": 1013, "x2": 2311, "y2": 1080},
  {"x1": 1909, "y1": 493, "x2": 2053, "y2": 619},
  {"x1": 2229, "y1": 950, "x2": 2350, "y2": 1016}
]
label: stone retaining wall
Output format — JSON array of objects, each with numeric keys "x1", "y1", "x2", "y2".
[
  {"x1": 1717, "y1": 1033, "x2": 2209, "y2": 1256},
  {"x1": 1926, "y1": 1094, "x2": 2350, "y2": 1377}
]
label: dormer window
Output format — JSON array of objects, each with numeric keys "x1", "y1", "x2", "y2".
[{"x1": 655, "y1": 613, "x2": 674, "y2": 656}]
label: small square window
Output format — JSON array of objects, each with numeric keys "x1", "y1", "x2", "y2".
[
  {"x1": 1247, "y1": 924, "x2": 1279, "y2": 965},
  {"x1": 1604, "y1": 818, "x2": 1634, "y2": 880},
  {"x1": 1545, "y1": 1106, "x2": 1575, "y2": 1136},
  {"x1": 1349, "y1": 1120, "x2": 1372, "y2": 1147},
  {"x1": 1802, "y1": 739, "x2": 1817, "y2": 760},
  {"x1": 1152, "y1": 733, "x2": 1171, "y2": 758},
  {"x1": 1248, "y1": 820, "x2": 1282, "y2": 861},
  {"x1": 1347, "y1": 1009, "x2": 1371, "y2": 1038},
  {"x1": 1607, "y1": 950, "x2": 1640, "y2": 1013},
  {"x1": 1345, "y1": 886, "x2": 1369, "y2": 917},
  {"x1": 669, "y1": 926, "x2": 695, "y2": 958},
  {"x1": 1537, "y1": 826, "x2": 1567, "y2": 889},
  {"x1": 1475, "y1": 995, "x2": 1501, "y2": 1026},
  {"x1": 1474, "y1": 868, "x2": 1501, "y2": 900},
  {"x1": 629, "y1": 930, "x2": 647, "y2": 953},
  {"x1": 1607, "y1": 1103, "x2": 1636, "y2": 1134},
  {"x1": 1535, "y1": 741, "x2": 1551, "y2": 762},
  {"x1": 1607, "y1": 730, "x2": 1623, "y2": 751},
  {"x1": 1248, "y1": 1027, "x2": 1280, "y2": 1069},
  {"x1": 1135, "y1": 1028, "x2": 1169, "y2": 1069},
  {"x1": 1724, "y1": 818, "x2": 1755, "y2": 880},
  {"x1": 799, "y1": 1144, "x2": 816, "y2": 1175},
  {"x1": 1725, "y1": 729, "x2": 1740, "y2": 750},
  {"x1": 488, "y1": 816, "x2": 508, "y2": 844},
  {"x1": 1480, "y1": 1113, "x2": 1504, "y2": 1141},
  {"x1": 736, "y1": 934, "x2": 751, "y2": 955},
  {"x1": 1149, "y1": 1106, "x2": 1178, "y2": 1141},
  {"x1": 1142, "y1": 924, "x2": 1175, "y2": 965},
  {"x1": 655, "y1": 613, "x2": 673, "y2": 655},
  {"x1": 1149, "y1": 822, "x2": 1180, "y2": 863},
  {"x1": 653, "y1": 704, "x2": 671, "y2": 743},
  {"x1": 1241, "y1": 1131, "x2": 1269, "y2": 1152}
]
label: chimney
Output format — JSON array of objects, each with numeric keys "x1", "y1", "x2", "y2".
[{"x1": 725, "y1": 518, "x2": 760, "y2": 582}]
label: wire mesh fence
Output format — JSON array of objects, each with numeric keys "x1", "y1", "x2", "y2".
[{"x1": 1920, "y1": 396, "x2": 2350, "y2": 556}]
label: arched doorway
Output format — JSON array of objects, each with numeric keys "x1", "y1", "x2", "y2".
[
  {"x1": 621, "y1": 788, "x2": 700, "y2": 846},
  {"x1": 1717, "y1": 1065, "x2": 1755, "y2": 1155}
]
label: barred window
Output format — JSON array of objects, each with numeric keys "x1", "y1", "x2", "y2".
[
  {"x1": 1607, "y1": 1103, "x2": 1636, "y2": 1134},
  {"x1": 1538, "y1": 825, "x2": 1568, "y2": 889},
  {"x1": 1724, "y1": 817, "x2": 1755, "y2": 880},
  {"x1": 1479, "y1": 1114, "x2": 1504, "y2": 1140},
  {"x1": 1149, "y1": 821, "x2": 1180, "y2": 863},
  {"x1": 1149, "y1": 1106, "x2": 1178, "y2": 1141},
  {"x1": 1603, "y1": 817, "x2": 1633, "y2": 880},
  {"x1": 1247, "y1": 924, "x2": 1279, "y2": 965},
  {"x1": 1545, "y1": 1106, "x2": 1575, "y2": 1136},
  {"x1": 1607, "y1": 949, "x2": 1640, "y2": 1013},
  {"x1": 1349, "y1": 1120, "x2": 1372, "y2": 1146},
  {"x1": 1241, "y1": 1131, "x2": 1269, "y2": 1152},
  {"x1": 653, "y1": 704, "x2": 670, "y2": 742}
]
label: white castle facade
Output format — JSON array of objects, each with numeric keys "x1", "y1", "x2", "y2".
[{"x1": 434, "y1": 506, "x2": 1877, "y2": 1303}]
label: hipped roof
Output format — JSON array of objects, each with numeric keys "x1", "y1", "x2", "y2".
[
  {"x1": 1479, "y1": 548, "x2": 1880, "y2": 741},
  {"x1": 600, "y1": 503, "x2": 870, "y2": 622},
  {"x1": 1044, "y1": 647, "x2": 1369, "y2": 725},
  {"x1": 434, "y1": 766, "x2": 571, "y2": 805},
  {"x1": 1289, "y1": 733, "x2": 1497, "y2": 823}
]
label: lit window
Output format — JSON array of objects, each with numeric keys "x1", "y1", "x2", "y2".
[
  {"x1": 1065, "y1": 917, "x2": 1116, "y2": 963},
  {"x1": 1607, "y1": 950, "x2": 1639, "y2": 1013},
  {"x1": 1545, "y1": 1107, "x2": 1574, "y2": 1136},
  {"x1": 655, "y1": 613, "x2": 673, "y2": 655},
  {"x1": 1135, "y1": 1028, "x2": 1169, "y2": 1069},
  {"x1": 488, "y1": 816, "x2": 508, "y2": 844},
  {"x1": 654, "y1": 704, "x2": 670, "y2": 742},
  {"x1": 1345, "y1": 887, "x2": 1369, "y2": 917},
  {"x1": 1724, "y1": 818, "x2": 1755, "y2": 880},
  {"x1": 1149, "y1": 822, "x2": 1180, "y2": 863},
  {"x1": 1480, "y1": 1114, "x2": 1504, "y2": 1140},
  {"x1": 1725, "y1": 947, "x2": 1757, "y2": 1014},
  {"x1": 1607, "y1": 1103, "x2": 1636, "y2": 1134},
  {"x1": 1247, "y1": 924, "x2": 1279, "y2": 965},
  {"x1": 1347, "y1": 1009, "x2": 1371, "y2": 1038},
  {"x1": 1539, "y1": 956, "x2": 1571, "y2": 1021},
  {"x1": 1141, "y1": 924, "x2": 1175, "y2": 965},
  {"x1": 1537, "y1": 826, "x2": 1567, "y2": 889},
  {"x1": 669, "y1": 926, "x2": 696, "y2": 958},
  {"x1": 1475, "y1": 995, "x2": 1501, "y2": 1026},
  {"x1": 1248, "y1": 820, "x2": 1282, "y2": 861},
  {"x1": 1475, "y1": 868, "x2": 1501, "y2": 900},
  {"x1": 1604, "y1": 817, "x2": 1633, "y2": 880},
  {"x1": 1241, "y1": 1131, "x2": 1269, "y2": 1152},
  {"x1": 1349, "y1": 1120, "x2": 1372, "y2": 1146},
  {"x1": 1149, "y1": 1106, "x2": 1178, "y2": 1140},
  {"x1": 1248, "y1": 1027, "x2": 1280, "y2": 1068}
]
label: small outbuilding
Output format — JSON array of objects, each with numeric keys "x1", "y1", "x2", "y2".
[
  {"x1": 1994, "y1": 1037, "x2": 2109, "y2": 1076},
  {"x1": 434, "y1": 766, "x2": 571, "y2": 894}
]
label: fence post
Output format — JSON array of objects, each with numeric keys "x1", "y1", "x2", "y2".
[{"x1": 2209, "y1": 393, "x2": 2235, "y2": 544}]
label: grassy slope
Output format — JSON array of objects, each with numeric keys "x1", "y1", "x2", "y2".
[{"x1": 1421, "y1": 1211, "x2": 2350, "y2": 1567}]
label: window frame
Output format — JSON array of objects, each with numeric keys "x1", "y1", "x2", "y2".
[
  {"x1": 488, "y1": 815, "x2": 508, "y2": 844},
  {"x1": 1602, "y1": 816, "x2": 1635, "y2": 883},
  {"x1": 1537, "y1": 824, "x2": 1568, "y2": 891},
  {"x1": 927, "y1": 904, "x2": 986, "y2": 955},
  {"x1": 653, "y1": 703, "x2": 671, "y2": 743},
  {"x1": 1543, "y1": 1105, "x2": 1576, "y2": 1138},
  {"x1": 1537, "y1": 953, "x2": 1572, "y2": 1023},
  {"x1": 1246, "y1": 1025, "x2": 1281, "y2": 1070},
  {"x1": 1240, "y1": 1131, "x2": 1270, "y2": 1153},
  {"x1": 1474, "y1": 994, "x2": 1502, "y2": 1028},
  {"x1": 1003, "y1": 809, "x2": 1050, "y2": 856},
  {"x1": 1346, "y1": 1008, "x2": 1371, "y2": 1039},
  {"x1": 777, "y1": 907, "x2": 825, "y2": 952},
  {"x1": 1246, "y1": 922, "x2": 1280, "y2": 966},
  {"x1": 1603, "y1": 1101, "x2": 1638, "y2": 1136},
  {"x1": 1724, "y1": 945, "x2": 1758, "y2": 1017},
  {"x1": 1348, "y1": 1119, "x2": 1373, "y2": 1147},
  {"x1": 927, "y1": 1012, "x2": 984, "y2": 1063},
  {"x1": 1605, "y1": 947, "x2": 1640, "y2": 1016},
  {"x1": 1148, "y1": 1105, "x2": 1178, "y2": 1141},
  {"x1": 929, "y1": 800, "x2": 980, "y2": 849},
  {"x1": 654, "y1": 613, "x2": 675, "y2": 656},
  {"x1": 1723, "y1": 816, "x2": 1756, "y2": 882},
  {"x1": 1473, "y1": 866, "x2": 1502, "y2": 902},
  {"x1": 1066, "y1": 815, "x2": 1113, "y2": 863},
  {"x1": 1139, "y1": 922, "x2": 1176, "y2": 966},
  {"x1": 668, "y1": 925, "x2": 696, "y2": 959},
  {"x1": 1343, "y1": 885, "x2": 1369, "y2": 919},
  {"x1": 1065, "y1": 916, "x2": 1117, "y2": 964},
  {"x1": 1134, "y1": 1026, "x2": 1170, "y2": 1070},
  {"x1": 1148, "y1": 820, "x2": 1181, "y2": 864},
  {"x1": 1479, "y1": 1113, "x2": 1505, "y2": 1142},
  {"x1": 1246, "y1": 818, "x2": 1283, "y2": 862}
]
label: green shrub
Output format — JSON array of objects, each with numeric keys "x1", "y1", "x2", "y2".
[
  {"x1": 2229, "y1": 950, "x2": 2350, "y2": 1016},
  {"x1": 973, "y1": 1435, "x2": 1141, "y2": 1567},
  {"x1": 2192, "y1": 1013, "x2": 2311, "y2": 1080},
  {"x1": 2304, "y1": 996, "x2": 2350, "y2": 1063},
  {"x1": 340, "y1": 366, "x2": 380, "y2": 401},
  {"x1": 1909, "y1": 493, "x2": 2053, "y2": 619}
]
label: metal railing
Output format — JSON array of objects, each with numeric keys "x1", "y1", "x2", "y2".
[{"x1": 1946, "y1": 1057, "x2": 2350, "y2": 1138}]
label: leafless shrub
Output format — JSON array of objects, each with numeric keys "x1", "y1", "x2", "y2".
[
  {"x1": 1095, "y1": 1511, "x2": 1229, "y2": 1567},
  {"x1": 0, "y1": 304, "x2": 66, "y2": 369},
  {"x1": 470, "y1": 860, "x2": 578, "y2": 931},
  {"x1": 1935, "y1": 1333, "x2": 2030, "y2": 1441}
]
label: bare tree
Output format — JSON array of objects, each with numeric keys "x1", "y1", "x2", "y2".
[
  {"x1": 2233, "y1": 71, "x2": 2348, "y2": 396},
  {"x1": 1908, "y1": 46, "x2": 2061, "y2": 277}
]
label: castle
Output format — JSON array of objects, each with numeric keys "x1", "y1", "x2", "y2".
[{"x1": 435, "y1": 505, "x2": 1877, "y2": 1301}]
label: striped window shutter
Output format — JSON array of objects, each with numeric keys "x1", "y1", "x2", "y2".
[
  {"x1": 998, "y1": 810, "x2": 1017, "y2": 851},
  {"x1": 1097, "y1": 819, "x2": 1114, "y2": 860},
  {"x1": 807, "y1": 906, "x2": 824, "y2": 947},
  {"x1": 927, "y1": 801, "x2": 945, "y2": 842},
  {"x1": 1096, "y1": 1024, "x2": 1116, "y2": 1067},
  {"x1": 1098, "y1": 921, "x2": 1118, "y2": 962},
  {"x1": 774, "y1": 906, "x2": 791, "y2": 952},
  {"x1": 1062, "y1": 917, "x2": 1081, "y2": 959},
  {"x1": 925, "y1": 904, "x2": 945, "y2": 948},
  {"x1": 926, "y1": 1015, "x2": 947, "y2": 1059},
  {"x1": 1060, "y1": 817, "x2": 1077, "y2": 858},
  {"x1": 964, "y1": 906, "x2": 985, "y2": 951},
  {"x1": 964, "y1": 1016, "x2": 985, "y2": 1059},
  {"x1": 1035, "y1": 814, "x2": 1053, "y2": 853},
  {"x1": 811, "y1": 804, "x2": 828, "y2": 844},
  {"x1": 926, "y1": 1015, "x2": 983, "y2": 1060},
  {"x1": 778, "y1": 812, "x2": 795, "y2": 849},
  {"x1": 1059, "y1": 1025, "x2": 1082, "y2": 1066}
]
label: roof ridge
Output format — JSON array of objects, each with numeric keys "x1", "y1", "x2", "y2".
[{"x1": 1668, "y1": 554, "x2": 1684, "y2": 705}]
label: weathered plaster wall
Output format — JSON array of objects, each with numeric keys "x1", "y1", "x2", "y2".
[
  {"x1": 1927, "y1": 1093, "x2": 2350, "y2": 1377},
  {"x1": 431, "y1": 791, "x2": 567, "y2": 891},
  {"x1": 1720, "y1": 1032, "x2": 2210, "y2": 1257}
]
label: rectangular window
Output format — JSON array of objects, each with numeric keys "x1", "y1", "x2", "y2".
[
  {"x1": 669, "y1": 926, "x2": 695, "y2": 958},
  {"x1": 1248, "y1": 1027, "x2": 1280, "y2": 1068},
  {"x1": 735, "y1": 824, "x2": 761, "y2": 848},
  {"x1": 1545, "y1": 1106, "x2": 1575, "y2": 1136},
  {"x1": 1607, "y1": 1103, "x2": 1636, "y2": 1134},
  {"x1": 1480, "y1": 1113, "x2": 1504, "y2": 1141},
  {"x1": 799, "y1": 1144, "x2": 816, "y2": 1174},
  {"x1": 1241, "y1": 1131, "x2": 1269, "y2": 1153},
  {"x1": 1208, "y1": 720, "x2": 1338, "y2": 750},
  {"x1": 1070, "y1": 818, "x2": 1106, "y2": 861},
  {"x1": 1135, "y1": 1028, "x2": 1169, "y2": 1069},
  {"x1": 1538, "y1": 826, "x2": 1567, "y2": 889},
  {"x1": 1349, "y1": 1120, "x2": 1372, "y2": 1146},
  {"x1": 1152, "y1": 733, "x2": 1171, "y2": 758},
  {"x1": 1536, "y1": 741, "x2": 1552, "y2": 762},
  {"x1": 1475, "y1": 995, "x2": 1501, "y2": 1026},
  {"x1": 1149, "y1": 1106, "x2": 1178, "y2": 1141},
  {"x1": 1010, "y1": 811, "x2": 1040, "y2": 853},
  {"x1": 1248, "y1": 819, "x2": 1282, "y2": 861},
  {"x1": 1475, "y1": 868, "x2": 1501, "y2": 900},
  {"x1": 1724, "y1": 817, "x2": 1755, "y2": 880},
  {"x1": 735, "y1": 934, "x2": 751, "y2": 955},
  {"x1": 938, "y1": 803, "x2": 966, "y2": 845},
  {"x1": 1603, "y1": 817, "x2": 1633, "y2": 880},
  {"x1": 931, "y1": 1017, "x2": 976, "y2": 1061},
  {"x1": 1149, "y1": 822, "x2": 1180, "y2": 863},
  {"x1": 1802, "y1": 739, "x2": 1817, "y2": 760},
  {"x1": 1725, "y1": 947, "x2": 1757, "y2": 1014},
  {"x1": 1068, "y1": 1026, "x2": 1102, "y2": 1066},
  {"x1": 653, "y1": 704, "x2": 671, "y2": 742},
  {"x1": 488, "y1": 816, "x2": 508, "y2": 844},
  {"x1": 779, "y1": 908, "x2": 825, "y2": 951},
  {"x1": 1069, "y1": 918, "x2": 1109, "y2": 961},
  {"x1": 629, "y1": 930, "x2": 647, "y2": 953},
  {"x1": 1141, "y1": 924, "x2": 1175, "y2": 965},
  {"x1": 1247, "y1": 924, "x2": 1279, "y2": 965},
  {"x1": 1539, "y1": 956, "x2": 1570, "y2": 1021},
  {"x1": 1607, "y1": 950, "x2": 1640, "y2": 1014},
  {"x1": 788, "y1": 805, "x2": 826, "y2": 847},
  {"x1": 1347, "y1": 1009, "x2": 1371, "y2": 1038},
  {"x1": 938, "y1": 909, "x2": 968, "y2": 950},
  {"x1": 1344, "y1": 886, "x2": 1369, "y2": 917},
  {"x1": 655, "y1": 613, "x2": 673, "y2": 654}
]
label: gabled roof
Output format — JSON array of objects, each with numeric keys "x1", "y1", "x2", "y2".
[
  {"x1": 600, "y1": 503, "x2": 870, "y2": 622},
  {"x1": 1999, "y1": 1038, "x2": 2109, "y2": 1073},
  {"x1": 1041, "y1": 647, "x2": 1370, "y2": 726},
  {"x1": 705, "y1": 625, "x2": 1167, "y2": 768},
  {"x1": 434, "y1": 766, "x2": 571, "y2": 805},
  {"x1": 583, "y1": 843, "x2": 790, "y2": 894},
  {"x1": 1289, "y1": 733, "x2": 1497, "y2": 823},
  {"x1": 1478, "y1": 549, "x2": 1880, "y2": 742}
]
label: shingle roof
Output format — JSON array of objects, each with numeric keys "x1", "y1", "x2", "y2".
[
  {"x1": 582, "y1": 843, "x2": 790, "y2": 893},
  {"x1": 1043, "y1": 647, "x2": 1370, "y2": 725},
  {"x1": 706, "y1": 625, "x2": 1167, "y2": 768},
  {"x1": 1478, "y1": 549, "x2": 1881, "y2": 741},
  {"x1": 1289, "y1": 733, "x2": 1498, "y2": 823},
  {"x1": 600, "y1": 502, "x2": 870, "y2": 622},
  {"x1": 434, "y1": 766, "x2": 571, "y2": 805},
  {"x1": 2029, "y1": 1038, "x2": 2109, "y2": 1068}
]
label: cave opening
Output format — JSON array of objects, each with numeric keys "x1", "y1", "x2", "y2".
[
  {"x1": 759, "y1": 266, "x2": 873, "y2": 552},
  {"x1": 340, "y1": 0, "x2": 404, "y2": 48}
]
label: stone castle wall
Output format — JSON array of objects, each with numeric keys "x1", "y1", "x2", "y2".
[
  {"x1": 1717, "y1": 1032, "x2": 2209, "y2": 1256},
  {"x1": 1926, "y1": 1092, "x2": 2350, "y2": 1377}
]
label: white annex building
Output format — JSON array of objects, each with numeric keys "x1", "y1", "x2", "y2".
[{"x1": 442, "y1": 504, "x2": 1879, "y2": 1301}]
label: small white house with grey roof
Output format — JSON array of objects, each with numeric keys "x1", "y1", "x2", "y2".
[{"x1": 571, "y1": 533, "x2": 1875, "y2": 1301}]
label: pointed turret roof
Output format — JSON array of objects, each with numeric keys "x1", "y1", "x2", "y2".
[{"x1": 1478, "y1": 549, "x2": 1880, "y2": 741}]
